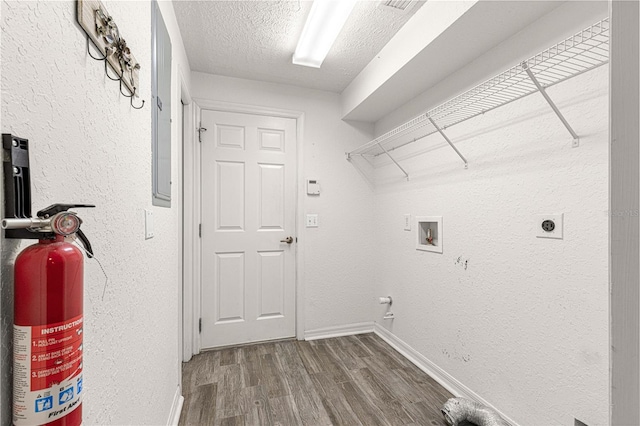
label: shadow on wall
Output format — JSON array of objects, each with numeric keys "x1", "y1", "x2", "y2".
[{"x1": 1, "y1": 239, "x2": 23, "y2": 426}]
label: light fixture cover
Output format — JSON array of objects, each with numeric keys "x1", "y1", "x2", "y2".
[{"x1": 293, "y1": 0, "x2": 357, "y2": 68}]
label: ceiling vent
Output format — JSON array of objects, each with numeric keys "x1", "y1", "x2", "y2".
[{"x1": 381, "y1": 0, "x2": 418, "y2": 13}]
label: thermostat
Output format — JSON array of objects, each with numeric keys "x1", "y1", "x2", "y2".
[{"x1": 307, "y1": 179, "x2": 320, "y2": 195}]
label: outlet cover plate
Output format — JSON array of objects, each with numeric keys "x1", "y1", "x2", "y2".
[
  {"x1": 535, "y1": 213, "x2": 563, "y2": 239},
  {"x1": 404, "y1": 214, "x2": 411, "y2": 231},
  {"x1": 306, "y1": 214, "x2": 318, "y2": 228}
]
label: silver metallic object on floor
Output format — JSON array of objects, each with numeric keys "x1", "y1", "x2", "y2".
[{"x1": 442, "y1": 397, "x2": 510, "y2": 426}]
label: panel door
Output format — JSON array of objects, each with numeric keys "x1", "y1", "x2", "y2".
[{"x1": 200, "y1": 110, "x2": 296, "y2": 348}]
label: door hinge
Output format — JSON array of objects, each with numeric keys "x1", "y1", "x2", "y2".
[
  {"x1": 199, "y1": 223, "x2": 202, "y2": 238},
  {"x1": 199, "y1": 318, "x2": 202, "y2": 333}
]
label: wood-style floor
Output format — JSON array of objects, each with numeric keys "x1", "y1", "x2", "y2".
[{"x1": 179, "y1": 333, "x2": 453, "y2": 426}]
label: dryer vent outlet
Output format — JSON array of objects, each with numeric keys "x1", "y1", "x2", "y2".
[
  {"x1": 535, "y1": 214, "x2": 563, "y2": 239},
  {"x1": 541, "y1": 219, "x2": 556, "y2": 232}
]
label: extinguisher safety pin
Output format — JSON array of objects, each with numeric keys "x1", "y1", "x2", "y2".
[{"x1": 72, "y1": 237, "x2": 109, "y2": 300}]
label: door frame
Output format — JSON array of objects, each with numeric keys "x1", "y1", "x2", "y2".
[
  {"x1": 183, "y1": 98, "x2": 305, "y2": 357},
  {"x1": 609, "y1": 0, "x2": 640, "y2": 423},
  {"x1": 180, "y1": 70, "x2": 195, "y2": 362}
]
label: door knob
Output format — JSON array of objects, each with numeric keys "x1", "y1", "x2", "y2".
[{"x1": 280, "y1": 236, "x2": 293, "y2": 244}]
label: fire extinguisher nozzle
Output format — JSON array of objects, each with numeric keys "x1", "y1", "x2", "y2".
[{"x1": 2, "y1": 217, "x2": 49, "y2": 230}]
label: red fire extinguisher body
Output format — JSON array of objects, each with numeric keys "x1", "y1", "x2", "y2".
[{"x1": 14, "y1": 235, "x2": 83, "y2": 426}]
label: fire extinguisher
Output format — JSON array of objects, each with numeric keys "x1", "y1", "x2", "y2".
[
  {"x1": 2, "y1": 134, "x2": 93, "y2": 426},
  {"x1": 4, "y1": 204, "x2": 94, "y2": 426}
]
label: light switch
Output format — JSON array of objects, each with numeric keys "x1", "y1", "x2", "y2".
[
  {"x1": 145, "y1": 209, "x2": 154, "y2": 239},
  {"x1": 306, "y1": 214, "x2": 318, "y2": 228},
  {"x1": 404, "y1": 214, "x2": 411, "y2": 231}
]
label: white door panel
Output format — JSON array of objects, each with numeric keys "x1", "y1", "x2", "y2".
[{"x1": 200, "y1": 110, "x2": 296, "y2": 349}]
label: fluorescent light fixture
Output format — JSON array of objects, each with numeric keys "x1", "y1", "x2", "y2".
[{"x1": 293, "y1": 0, "x2": 357, "y2": 68}]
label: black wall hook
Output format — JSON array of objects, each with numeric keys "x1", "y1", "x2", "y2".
[
  {"x1": 119, "y1": 79, "x2": 133, "y2": 98},
  {"x1": 131, "y1": 97, "x2": 145, "y2": 110},
  {"x1": 118, "y1": 77, "x2": 144, "y2": 110},
  {"x1": 87, "y1": 38, "x2": 107, "y2": 61},
  {"x1": 104, "y1": 58, "x2": 122, "y2": 82}
]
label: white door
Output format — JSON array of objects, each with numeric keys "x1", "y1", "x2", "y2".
[{"x1": 200, "y1": 109, "x2": 297, "y2": 349}]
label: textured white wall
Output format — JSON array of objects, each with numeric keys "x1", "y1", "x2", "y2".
[
  {"x1": 372, "y1": 64, "x2": 609, "y2": 424},
  {"x1": 191, "y1": 72, "x2": 377, "y2": 334},
  {"x1": 1, "y1": 1, "x2": 188, "y2": 424}
]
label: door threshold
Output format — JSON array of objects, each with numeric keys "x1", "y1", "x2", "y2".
[{"x1": 201, "y1": 336, "x2": 297, "y2": 352}]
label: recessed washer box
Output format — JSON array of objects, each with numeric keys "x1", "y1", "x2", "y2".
[{"x1": 416, "y1": 216, "x2": 442, "y2": 253}]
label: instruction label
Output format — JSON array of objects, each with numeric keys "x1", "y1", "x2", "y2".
[{"x1": 13, "y1": 315, "x2": 83, "y2": 425}]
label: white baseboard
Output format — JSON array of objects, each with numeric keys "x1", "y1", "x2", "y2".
[
  {"x1": 373, "y1": 323, "x2": 519, "y2": 426},
  {"x1": 304, "y1": 322, "x2": 375, "y2": 341},
  {"x1": 167, "y1": 386, "x2": 184, "y2": 426}
]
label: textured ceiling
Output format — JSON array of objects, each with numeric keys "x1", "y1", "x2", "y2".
[{"x1": 172, "y1": 0, "x2": 424, "y2": 93}]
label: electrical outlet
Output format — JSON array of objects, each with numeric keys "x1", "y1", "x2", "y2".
[
  {"x1": 535, "y1": 213, "x2": 563, "y2": 239},
  {"x1": 403, "y1": 214, "x2": 411, "y2": 231},
  {"x1": 145, "y1": 209, "x2": 154, "y2": 239}
]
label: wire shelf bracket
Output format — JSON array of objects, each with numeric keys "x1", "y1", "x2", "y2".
[
  {"x1": 522, "y1": 61, "x2": 580, "y2": 147},
  {"x1": 347, "y1": 18, "x2": 610, "y2": 178},
  {"x1": 378, "y1": 142, "x2": 410, "y2": 180},
  {"x1": 427, "y1": 116, "x2": 468, "y2": 169}
]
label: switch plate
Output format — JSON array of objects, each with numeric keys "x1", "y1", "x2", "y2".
[
  {"x1": 145, "y1": 209, "x2": 154, "y2": 239},
  {"x1": 404, "y1": 214, "x2": 411, "y2": 231},
  {"x1": 535, "y1": 213, "x2": 563, "y2": 239},
  {"x1": 306, "y1": 214, "x2": 318, "y2": 228}
]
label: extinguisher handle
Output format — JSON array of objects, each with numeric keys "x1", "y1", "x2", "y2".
[
  {"x1": 76, "y1": 228, "x2": 94, "y2": 258},
  {"x1": 37, "y1": 203, "x2": 95, "y2": 218}
]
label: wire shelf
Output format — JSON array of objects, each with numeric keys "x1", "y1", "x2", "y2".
[{"x1": 348, "y1": 18, "x2": 610, "y2": 159}]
